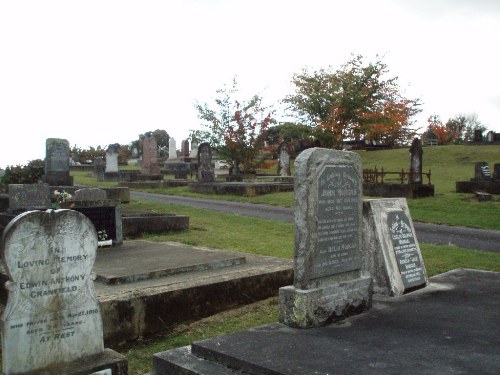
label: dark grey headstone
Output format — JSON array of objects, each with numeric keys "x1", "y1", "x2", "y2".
[
  {"x1": 409, "y1": 137, "x2": 423, "y2": 184},
  {"x1": 494, "y1": 163, "x2": 500, "y2": 180},
  {"x1": 44, "y1": 138, "x2": 70, "y2": 173},
  {"x1": 197, "y1": 143, "x2": 215, "y2": 183},
  {"x1": 277, "y1": 141, "x2": 291, "y2": 177},
  {"x1": 142, "y1": 136, "x2": 160, "y2": 175},
  {"x1": 387, "y1": 210, "x2": 426, "y2": 289}
]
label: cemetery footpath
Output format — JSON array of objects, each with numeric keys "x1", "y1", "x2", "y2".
[{"x1": 130, "y1": 191, "x2": 500, "y2": 253}]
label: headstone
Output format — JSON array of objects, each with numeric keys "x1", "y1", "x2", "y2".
[
  {"x1": 486, "y1": 130, "x2": 494, "y2": 143},
  {"x1": 494, "y1": 163, "x2": 500, "y2": 180},
  {"x1": 197, "y1": 143, "x2": 215, "y2": 183},
  {"x1": 277, "y1": 141, "x2": 292, "y2": 177},
  {"x1": 227, "y1": 159, "x2": 242, "y2": 182},
  {"x1": 474, "y1": 162, "x2": 492, "y2": 181},
  {"x1": 105, "y1": 145, "x2": 119, "y2": 173},
  {"x1": 279, "y1": 148, "x2": 372, "y2": 328},
  {"x1": 409, "y1": 137, "x2": 423, "y2": 184},
  {"x1": 363, "y1": 198, "x2": 428, "y2": 296},
  {"x1": 142, "y1": 136, "x2": 160, "y2": 175},
  {"x1": 75, "y1": 188, "x2": 107, "y2": 202},
  {"x1": 8, "y1": 183, "x2": 51, "y2": 212},
  {"x1": 474, "y1": 129, "x2": 483, "y2": 142},
  {"x1": 1, "y1": 210, "x2": 127, "y2": 374},
  {"x1": 181, "y1": 139, "x2": 189, "y2": 157},
  {"x1": 42, "y1": 138, "x2": 74, "y2": 186},
  {"x1": 168, "y1": 138, "x2": 177, "y2": 161},
  {"x1": 189, "y1": 140, "x2": 199, "y2": 159}
]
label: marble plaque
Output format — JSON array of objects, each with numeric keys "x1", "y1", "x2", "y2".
[
  {"x1": 387, "y1": 210, "x2": 426, "y2": 289},
  {"x1": 313, "y1": 165, "x2": 361, "y2": 279},
  {"x1": 1, "y1": 210, "x2": 103, "y2": 374}
]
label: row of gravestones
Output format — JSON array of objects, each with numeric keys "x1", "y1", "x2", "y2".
[
  {"x1": 1, "y1": 147, "x2": 427, "y2": 374},
  {"x1": 3, "y1": 184, "x2": 122, "y2": 246}
]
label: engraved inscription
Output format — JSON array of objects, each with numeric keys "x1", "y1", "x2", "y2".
[
  {"x1": 312, "y1": 165, "x2": 361, "y2": 279},
  {"x1": 388, "y1": 211, "x2": 426, "y2": 289}
]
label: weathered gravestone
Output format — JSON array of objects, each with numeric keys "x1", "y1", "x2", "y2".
[
  {"x1": 277, "y1": 141, "x2": 292, "y2": 177},
  {"x1": 279, "y1": 148, "x2": 372, "y2": 328},
  {"x1": 409, "y1": 137, "x2": 423, "y2": 184},
  {"x1": 42, "y1": 138, "x2": 74, "y2": 186},
  {"x1": 197, "y1": 143, "x2": 215, "y2": 183},
  {"x1": 189, "y1": 140, "x2": 199, "y2": 159},
  {"x1": 8, "y1": 184, "x2": 51, "y2": 212},
  {"x1": 105, "y1": 145, "x2": 119, "y2": 173},
  {"x1": 74, "y1": 187, "x2": 107, "y2": 202},
  {"x1": 142, "y1": 136, "x2": 160, "y2": 175},
  {"x1": 494, "y1": 163, "x2": 500, "y2": 180},
  {"x1": 363, "y1": 198, "x2": 428, "y2": 296},
  {"x1": 1, "y1": 210, "x2": 127, "y2": 374}
]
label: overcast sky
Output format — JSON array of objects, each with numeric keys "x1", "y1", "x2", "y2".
[{"x1": 1, "y1": 0, "x2": 499, "y2": 166}]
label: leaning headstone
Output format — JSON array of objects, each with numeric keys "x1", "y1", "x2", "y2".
[
  {"x1": 277, "y1": 141, "x2": 292, "y2": 177},
  {"x1": 279, "y1": 148, "x2": 372, "y2": 328},
  {"x1": 168, "y1": 138, "x2": 177, "y2": 161},
  {"x1": 1, "y1": 210, "x2": 127, "y2": 374},
  {"x1": 363, "y1": 198, "x2": 428, "y2": 296},
  {"x1": 142, "y1": 136, "x2": 160, "y2": 175},
  {"x1": 8, "y1": 183, "x2": 51, "y2": 212},
  {"x1": 42, "y1": 138, "x2": 74, "y2": 186},
  {"x1": 197, "y1": 143, "x2": 215, "y2": 183},
  {"x1": 105, "y1": 145, "x2": 119, "y2": 173},
  {"x1": 409, "y1": 137, "x2": 423, "y2": 184}
]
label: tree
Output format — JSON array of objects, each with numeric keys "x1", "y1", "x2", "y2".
[
  {"x1": 194, "y1": 79, "x2": 274, "y2": 174},
  {"x1": 461, "y1": 113, "x2": 487, "y2": 142},
  {"x1": 284, "y1": 55, "x2": 421, "y2": 148}
]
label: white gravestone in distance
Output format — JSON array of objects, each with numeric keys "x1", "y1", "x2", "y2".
[
  {"x1": 168, "y1": 138, "x2": 177, "y2": 160},
  {"x1": 1, "y1": 210, "x2": 103, "y2": 374}
]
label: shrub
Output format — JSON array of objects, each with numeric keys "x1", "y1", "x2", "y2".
[{"x1": 2, "y1": 159, "x2": 45, "y2": 184}]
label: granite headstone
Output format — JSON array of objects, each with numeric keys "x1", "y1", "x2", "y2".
[
  {"x1": 42, "y1": 138, "x2": 73, "y2": 186},
  {"x1": 142, "y1": 136, "x2": 160, "y2": 175},
  {"x1": 277, "y1": 141, "x2": 291, "y2": 177},
  {"x1": 409, "y1": 137, "x2": 423, "y2": 184},
  {"x1": 197, "y1": 143, "x2": 215, "y2": 183},
  {"x1": 279, "y1": 148, "x2": 372, "y2": 328}
]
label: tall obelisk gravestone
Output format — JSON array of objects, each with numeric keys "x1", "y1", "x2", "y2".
[{"x1": 279, "y1": 148, "x2": 372, "y2": 328}]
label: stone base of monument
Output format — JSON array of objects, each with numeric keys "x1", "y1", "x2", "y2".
[
  {"x1": 363, "y1": 182, "x2": 435, "y2": 198},
  {"x1": 22, "y1": 348, "x2": 127, "y2": 375},
  {"x1": 153, "y1": 269, "x2": 499, "y2": 375},
  {"x1": 119, "y1": 180, "x2": 188, "y2": 189},
  {"x1": 455, "y1": 180, "x2": 500, "y2": 194},
  {"x1": 189, "y1": 182, "x2": 294, "y2": 196},
  {"x1": 122, "y1": 212, "x2": 189, "y2": 238},
  {"x1": 279, "y1": 276, "x2": 372, "y2": 328}
]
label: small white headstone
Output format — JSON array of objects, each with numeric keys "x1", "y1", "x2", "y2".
[
  {"x1": 1, "y1": 210, "x2": 104, "y2": 374},
  {"x1": 168, "y1": 138, "x2": 177, "y2": 160}
]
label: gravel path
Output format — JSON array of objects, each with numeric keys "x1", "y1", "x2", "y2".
[{"x1": 131, "y1": 191, "x2": 500, "y2": 253}]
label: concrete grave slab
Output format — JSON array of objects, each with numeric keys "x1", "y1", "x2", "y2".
[{"x1": 154, "y1": 269, "x2": 499, "y2": 375}]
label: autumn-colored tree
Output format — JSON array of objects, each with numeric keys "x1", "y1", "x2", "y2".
[
  {"x1": 284, "y1": 55, "x2": 421, "y2": 148},
  {"x1": 194, "y1": 79, "x2": 274, "y2": 174},
  {"x1": 426, "y1": 115, "x2": 453, "y2": 145}
]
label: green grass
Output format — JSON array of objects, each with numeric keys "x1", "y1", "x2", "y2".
[{"x1": 124, "y1": 200, "x2": 294, "y2": 259}]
